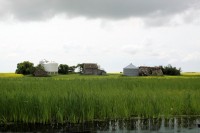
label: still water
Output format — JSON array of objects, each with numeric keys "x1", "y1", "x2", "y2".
[{"x1": 1, "y1": 116, "x2": 200, "y2": 133}]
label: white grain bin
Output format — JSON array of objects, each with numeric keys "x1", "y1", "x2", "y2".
[
  {"x1": 123, "y1": 63, "x2": 139, "y2": 76},
  {"x1": 39, "y1": 59, "x2": 58, "y2": 75}
]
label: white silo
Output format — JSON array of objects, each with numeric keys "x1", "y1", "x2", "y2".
[
  {"x1": 39, "y1": 59, "x2": 58, "y2": 75},
  {"x1": 123, "y1": 63, "x2": 139, "y2": 76}
]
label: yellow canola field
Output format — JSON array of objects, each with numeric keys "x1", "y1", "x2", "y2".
[
  {"x1": 0, "y1": 73, "x2": 24, "y2": 78},
  {"x1": 181, "y1": 72, "x2": 200, "y2": 76}
]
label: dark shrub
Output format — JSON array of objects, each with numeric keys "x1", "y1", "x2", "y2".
[{"x1": 160, "y1": 64, "x2": 181, "y2": 75}]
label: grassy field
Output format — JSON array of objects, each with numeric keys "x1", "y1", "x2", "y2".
[{"x1": 0, "y1": 73, "x2": 200, "y2": 124}]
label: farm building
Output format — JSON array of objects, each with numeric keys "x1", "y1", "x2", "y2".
[
  {"x1": 123, "y1": 63, "x2": 139, "y2": 76},
  {"x1": 39, "y1": 59, "x2": 58, "y2": 75},
  {"x1": 139, "y1": 66, "x2": 163, "y2": 76},
  {"x1": 82, "y1": 63, "x2": 106, "y2": 75}
]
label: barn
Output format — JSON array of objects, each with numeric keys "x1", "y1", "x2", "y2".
[
  {"x1": 82, "y1": 63, "x2": 106, "y2": 75},
  {"x1": 123, "y1": 63, "x2": 139, "y2": 76}
]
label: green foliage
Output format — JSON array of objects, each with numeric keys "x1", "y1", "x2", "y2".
[
  {"x1": 35, "y1": 64, "x2": 45, "y2": 70},
  {"x1": 68, "y1": 66, "x2": 76, "y2": 73},
  {"x1": 76, "y1": 63, "x2": 84, "y2": 73},
  {"x1": 160, "y1": 64, "x2": 181, "y2": 75},
  {"x1": 58, "y1": 64, "x2": 69, "y2": 74},
  {"x1": 0, "y1": 75, "x2": 200, "y2": 124},
  {"x1": 15, "y1": 61, "x2": 34, "y2": 75}
]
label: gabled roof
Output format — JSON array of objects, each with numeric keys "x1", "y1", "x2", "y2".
[
  {"x1": 83, "y1": 63, "x2": 98, "y2": 69},
  {"x1": 124, "y1": 63, "x2": 138, "y2": 69}
]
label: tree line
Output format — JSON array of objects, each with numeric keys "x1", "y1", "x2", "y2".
[{"x1": 15, "y1": 61, "x2": 84, "y2": 76}]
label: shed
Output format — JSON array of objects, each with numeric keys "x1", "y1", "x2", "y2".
[
  {"x1": 139, "y1": 66, "x2": 163, "y2": 76},
  {"x1": 123, "y1": 63, "x2": 139, "y2": 76}
]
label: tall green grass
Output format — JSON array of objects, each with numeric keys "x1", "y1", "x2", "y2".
[{"x1": 0, "y1": 74, "x2": 200, "y2": 124}]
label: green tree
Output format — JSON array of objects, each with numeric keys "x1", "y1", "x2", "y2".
[
  {"x1": 68, "y1": 66, "x2": 76, "y2": 73},
  {"x1": 58, "y1": 64, "x2": 69, "y2": 74},
  {"x1": 160, "y1": 64, "x2": 181, "y2": 75},
  {"x1": 76, "y1": 63, "x2": 84, "y2": 73},
  {"x1": 15, "y1": 61, "x2": 34, "y2": 75}
]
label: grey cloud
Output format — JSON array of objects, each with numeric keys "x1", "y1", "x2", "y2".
[
  {"x1": 144, "y1": 16, "x2": 173, "y2": 27},
  {"x1": 0, "y1": 0, "x2": 199, "y2": 20},
  {"x1": 182, "y1": 9, "x2": 200, "y2": 24}
]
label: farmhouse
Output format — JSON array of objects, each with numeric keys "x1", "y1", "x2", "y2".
[{"x1": 82, "y1": 63, "x2": 106, "y2": 75}]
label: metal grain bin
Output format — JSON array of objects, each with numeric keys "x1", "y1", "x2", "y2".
[{"x1": 123, "y1": 63, "x2": 139, "y2": 76}]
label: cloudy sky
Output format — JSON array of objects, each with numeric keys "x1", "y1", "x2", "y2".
[{"x1": 0, "y1": 0, "x2": 200, "y2": 72}]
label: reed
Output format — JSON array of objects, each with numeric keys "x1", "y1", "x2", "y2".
[{"x1": 0, "y1": 74, "x2": 200, "y2": 124}]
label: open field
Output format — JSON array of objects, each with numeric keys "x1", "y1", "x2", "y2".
[
  {"x1": 0, "y1": 73, "x2": 23, "y2": 78},
  {"x1": 0, "y1": 73, "x2": 200, "y2": 124},
  {"x1": 181, "y1": 72, "x2": 200, "y2": 76}
]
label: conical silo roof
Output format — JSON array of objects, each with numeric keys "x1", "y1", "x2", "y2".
[{"x1": 124, "y1": 63, "x2": 138, "y2": 69}]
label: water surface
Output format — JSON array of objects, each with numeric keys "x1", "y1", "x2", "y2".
[{"x1": 1, "y1": 116, "x2": 200, "y2": 133}]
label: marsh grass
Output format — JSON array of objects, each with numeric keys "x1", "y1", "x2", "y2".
[{"x1": 0, "y1": 74, "x2": 200, "y2": 124}]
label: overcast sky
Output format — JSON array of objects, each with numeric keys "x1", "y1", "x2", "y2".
[{"x1": 0, "y1": 0, "x2": 200, "y2": 72}]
